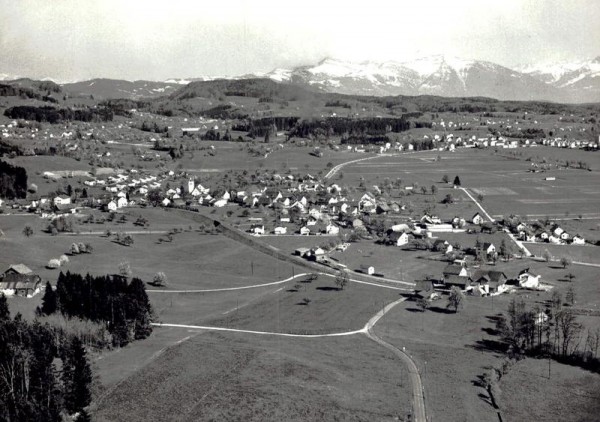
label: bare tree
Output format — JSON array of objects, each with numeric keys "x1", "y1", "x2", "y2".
[
  {"x1": 557, "y1": 309, "x2": 582, "y2": 356},
  {"x1": 447, "y1": 286, "x2": 465, "y2": 313},
  {"x1": 22, "y1": 225, "x2": 33, "y2": 237},
  {"x1": 416, "y1": 298, "x2": 429, "y2": 312},
  {"x1": 560, "y1": 257, "x2": 572, "y2": 269},
  {"x1": 335, "y1": 270, "x2": 349, "y2": 290},
  {"x1": 119, "y1": 262, "x2": 132, "y2": 279}
]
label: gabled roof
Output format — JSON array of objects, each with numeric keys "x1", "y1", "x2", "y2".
[
  {"x1": 444, "y1": 275, "x2": 472, "y2": 287},
  {"x1": 3, "y1": 264, "x2": 32, "y2": 276},
  {"x1": 415, "y1": 280, "x2": 434, "y2": 292},
  {"x1": 443, "y1": 264, "x2": 466, "y2": 276},
  {"x1": 518, "y1": 268, "x2": 538, "y2": 277},
  {"x1": 472, "y1": 270, "x2": 507, "y2": 284}
]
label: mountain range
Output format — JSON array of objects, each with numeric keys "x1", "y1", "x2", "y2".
[
  {"x1": 258, "y1": 55, "x2": 600, "y2": 103},
  {"x1": 1, "y1": 55, "x2": 598, "y2": 103}
]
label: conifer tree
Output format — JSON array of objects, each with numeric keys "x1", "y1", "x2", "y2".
[
  {"x1": 0, "y1": 293, "x2": 9, "y2": 321},
  {"x1": 39, "y1": 282, "x2": 58, "y2": 315},
  {"x1": 63, "y1": 337, "x2": 92, "y2": 414}
]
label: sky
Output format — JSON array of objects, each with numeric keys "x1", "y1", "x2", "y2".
[{"x1": 1, "y1": 0, "x2": 599, "y2": 82}]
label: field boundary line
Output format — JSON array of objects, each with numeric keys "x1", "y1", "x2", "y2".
[
  {"x1": 147, "y1": 272, "x2": 411, "y2": 294},
  {"x1": 460, "y1": 187, "x2": 495, "y2": 222},
  {"x1": 151, "y1": 322, "x2": 366, "y2": 338}
]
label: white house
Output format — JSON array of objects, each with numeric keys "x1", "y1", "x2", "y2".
[
  {"x1": 249, "y1": 224, "x2": 265, "y2": 236},
  {"x1": 472, "y1": 213, "x2": 484, "y2": 225},
  {"x1": 107, "y1": 200, "x2": 118, "y2": 212},
  {"x1": 54, "y1": 195, "x2": 71, "y2": 206},
  {"x1": 117, "y1": 197, "x2": 128, "y2": 208},
  {"x1": 572, "y1": 234, "x2": 585, "y2": 245},
  {"x1": 300, "y1": 226, "x2": 311, "y2": 235},
  {"x1": 518, "y1": 269, "x2": 540, "y2": 289},
  {"x1": 325, "y1": 223, "x2": 339, "y2": 235},
  {"x1": 213, "y1": 198, "x2": 228, "y2": 208},
  {"x1": 274, "y1": 226, "x2": 287, "y2": 235}
]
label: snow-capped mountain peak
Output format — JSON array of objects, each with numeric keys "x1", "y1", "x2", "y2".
[{"x1": 260, "y1": 55, "x2": 568, "y2": 101}]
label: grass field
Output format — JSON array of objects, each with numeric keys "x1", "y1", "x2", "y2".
[
  {"x1": 341, "y1": 148, "x2": 600, "y2": 219},
  {"x1": 500, "y1": 358, "x2": 600, "y2": 421},
  {"x1": 373, "y1": 281, "x2": 600, "y2": 422},
  {"x1": 526, "y1": 242, "x2": 600, "y2": 263},
  {"x1": 1, "y1": 223, "x2": 296, "y2": 290},
  {"x1": 373, "y1": 296, "x2": 505, "y2": 422},
  {"x1": 93, "y1": 331, "x2": 411, "y2": 422},
  {"x1": 207, "y1": 273, "x2": 402, "y2": 334}
]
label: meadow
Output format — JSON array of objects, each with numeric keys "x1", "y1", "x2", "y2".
[{"x1": 93, "y1": 331, "x2": 411, "y2": 422}]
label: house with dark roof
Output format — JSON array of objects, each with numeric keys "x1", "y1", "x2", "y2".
[
  {"x1": 1, "y1": 264, "x2": 42, "y2": 297},
  {"x1": 444, "y1": 274, "x2": 473, "y2": 290},
  {"x1": 472, "y1": 270, "x2": 508, "y2": 295},
  {"x1": 443, "y1": 264, "x2": 470, "y2": 278},
  {"x1": 2, "y1": 264, "x2": 33, "y2": 277}
]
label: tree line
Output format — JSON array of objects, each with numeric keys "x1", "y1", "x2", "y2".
[
  {"x1": 4, "y1": 105, "x2": 114, "y2": 123},
  {"x1": 0, "y1": 294, "x2": 93, "y2": 421},
  {"x1": 495, "y1": 296, "x2": 600, "y2": 373},
  {"x1": 0, "y1": 159, "x2": 28, "y2": 199},
  {"x1": 38, "y1": 271, "x2": 154, "y2": 347}
]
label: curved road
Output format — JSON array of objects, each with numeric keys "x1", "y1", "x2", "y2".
[
  {"x1": 154, "y1": 296, "x2": 427, "y2": 421},
  {"x1": 146, "y1": 272, "x2": 412, "y2": 294}
]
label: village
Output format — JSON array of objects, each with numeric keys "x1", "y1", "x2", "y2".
[{"x1": 1, "y1": 75, "x2": 599, "y2": 422}]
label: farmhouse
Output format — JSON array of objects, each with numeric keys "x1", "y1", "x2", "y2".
[
  {"x1": 444, "y1": 274, "x2": 473, "y2": 290},
  {"x1": 414, "y1": 280, "x2": 440, "y2": 301},
  {"x1": 442, "y1": 264, "x2": 470, "y2": 281},
  {"x1": 571, "y1": 234, "x2": 585, "y2": 245},
  {"x1": 388, "y1": 231, "x2": 410, "y2": 246},
  {"x1": 472, "y1": 270, "x2": 508, "y2": 295},
  {"x1": 294, "y1": 247, "x2": 310, "y2": 257},
  {"x1": 0, "y1": 264, "x2": 42, "y2": 297}
]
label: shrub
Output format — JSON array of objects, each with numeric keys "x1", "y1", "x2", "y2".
[{"x1": 47, "y1": 258, "x2": 61, "y2": 269}]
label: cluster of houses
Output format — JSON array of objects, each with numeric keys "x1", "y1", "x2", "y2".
[
  {"x1": 507, "y1": 220, "x2": 586, "y2": 246},
  {"x1": 415, "y1": 264, "x2": 542, "y2": 300}
]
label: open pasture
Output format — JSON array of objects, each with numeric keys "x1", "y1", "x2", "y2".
[
  {"x1": 500, "y1": 357, "x2": 600, "y2": 422},
  {"x1": 94, "y1": 331, "x2": 409, "y2": 422},
  {"x1": 207, "y1": 273, "x2": 402, "y2": 335},
  {"x1": 342, "y1": 148, "x2": 600, "y2": 219},
  {"x1": 375, "y1": 283, "x2": 600, "y2": 422},
  {"x1": 329, "y1": 240, "x2": 448, "y2": 282},
  {"x1": 526, "y1": 242, "x2": 600, "y2": 264},
  {"x1": 0, "y1": 228, "x2": 295, "y2": 291}
]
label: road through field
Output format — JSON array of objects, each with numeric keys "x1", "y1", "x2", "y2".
[
  {"x1": 461, "y1": 187, "x2": 533, "y2": 258},
  {"x1": 154, "y1": 296, "x2": 427, "y2": 421}
]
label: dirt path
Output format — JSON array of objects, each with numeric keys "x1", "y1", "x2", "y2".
[
  {"x1": 460, "y1": 187, "x2": 533, "y2": 258},
  {"x1": 153, "y1": 297, "x2": 427, "y2": 421},
  {"x1": 147, "y1": 272, "x2": 413, "y2": 294}
]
